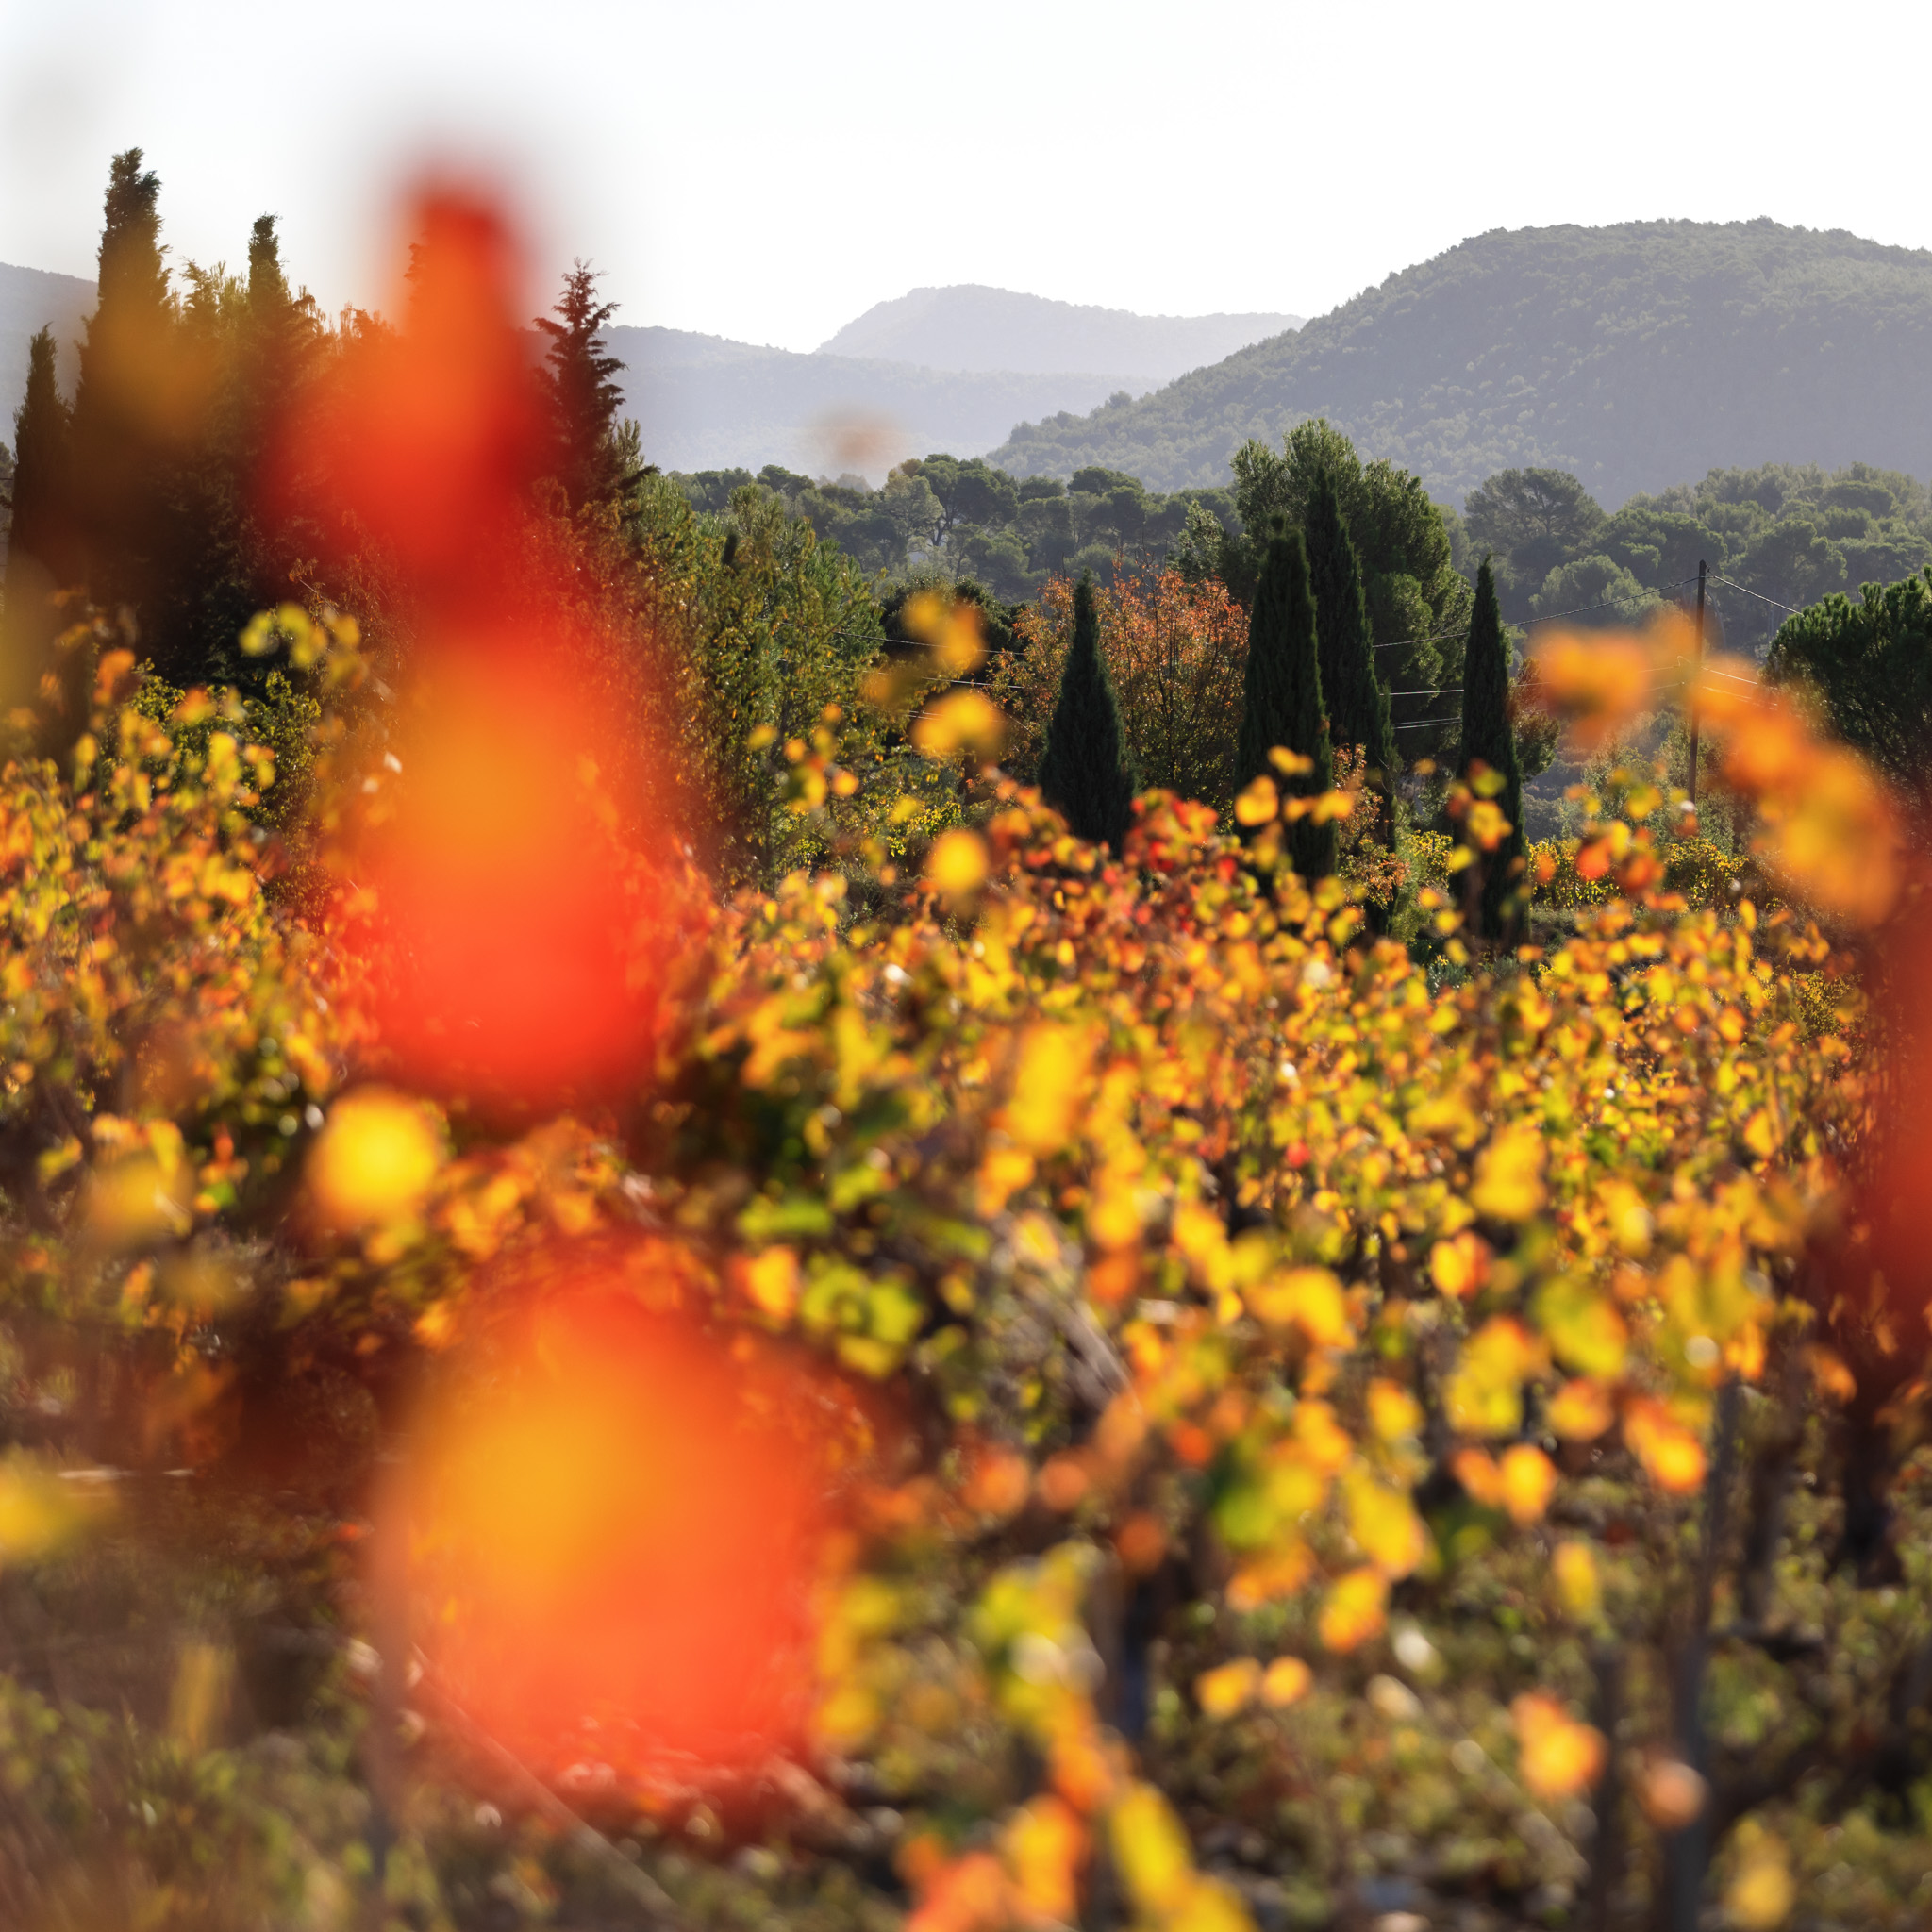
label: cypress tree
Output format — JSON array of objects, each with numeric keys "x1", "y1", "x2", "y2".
[
  {"x1": 1460, "y1": 558, "x2": 1525, "y2": 939},
  {"x1": 68, "y1": 149, "x2": 179, "y2": 645},
  {"x1": 4, "y1": 328, "x2": 82, "y2": 731},
  {"x1": 1039, "y1": 574, "x2": 1137, "y2": 849},
  {"x1": 1238, "y1": 529, "x2": 1333, "y2": 879},
  {"x1": 4, "y1": 327, "x2": 75, "y2": 602},
  {"x1": 1305, "y1": 463, "x2": 1395, "y2": 785}
]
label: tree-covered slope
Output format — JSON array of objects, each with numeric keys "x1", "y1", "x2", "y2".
[{"x1": 989, "y1": 221, "x2": 1932, "y2": 504}]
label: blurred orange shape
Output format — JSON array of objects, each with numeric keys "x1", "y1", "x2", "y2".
[
  {"x1": 402, "y1": 1282, "x2": 845, "y2": 1772},
  {"x1": 1624, "y1": 1397, "x2": 1707, "y2": 1493},
  {"x1": 1366, "y1": 1377, "x2": 1424, "y2": 1442},
  {"x1": 1260, "y1": 1655, "x2": 1313, "y2": 1708},
  {"x1": 1317, "y1": 1566, "x2": 1388, "y2": 1653},
  {"x1": 1429, "y1": 1231, "x2": 1490, "y2": 1299},
  {"x1": 1195, "y1": 1657, "x2": 1261, "y2": 1717},
  {"x1": 353, "y1": 674, "x2": 693, "y2": 1105},
  {"x1": 1225, "y1": 1540, "x2": 1315, "y2": 1610},
  {"x1": 1512, "y1": 1690, "x2": 1606, "y2": 1800},
  {"x1": 1453, "y1": 1446, "x2": 1506, "y2": 1507},
  {"x1": 1724, "y1": 1827, "x2": 1795, "y2": 1929},
  {"x1": 1004, "y1": 1794, "x2": 1085, "y2": 1925},
  {"x1": 1114, "y1": 1509, "x2": 1168, "y2": 1575},
  {"x1": 1552, "y1": 1540, "x2": 1602, "y2": 1621},
  {"x1": 1244, "y1": 1266, "x2": 1350, "y2": 1345},
  {"x1": 914, "y1": 691, "x2": 1007, "y2": 761},
  {"x1": 1233, "y1": 774, "x2": 1279, "y2": 826},
  {"x1": 1547, "y1": 1377, "x2": 1616, "y2": 1441},
  {"x1": 1639, "y1": 1756, "x2": 1708, "y2": 1830},
  {"x1": 1037, "y1": 1454, "x2": 1091, "y2": 1511},
  {"x1": 1498, "y1": 1443, "x2": 1557, "y2": 1525},
  {"x1": 963, "y1": 1443, "x2": 1032, "y2": 1519},
  {"x1": 735, "y1": 1245, "x2": 801, "y2": 1322},
  {"x1": 925, "y1": 827, "x2": 991, "y2": 903},
  {"x1": 267, "y1": 191, "x2": 545, "y2": 608},
  {"x1": 1471, "y1": 1127, "x2": 1546, "y2": 1221},
  {"x1": 1001, "y1": 1024, "x2": 1094, "y2": 1155},
  {"x1": 1530, "y1": 631, "x2": 1653, "y2": 752},
  {"x1": 307, "y1": 1088, "x2": 441, "y2": 1230},
  {"x1": 1343, "y1": 1466, "x2": 1428, "y2": 1577}
]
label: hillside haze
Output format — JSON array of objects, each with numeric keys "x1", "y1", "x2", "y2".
[
  {"x1": 991, "y1": 220, "x2": 1932, "y2": 505},
  {"x1": 818, "y1": 285, "x2": 1302, "y2": 380},
  {"x1": 603, "y1": 325, "x2": 1149, "y2": 477},
  {"x1": 0, "y1": 261, "x2": 90, "y2": 435}
]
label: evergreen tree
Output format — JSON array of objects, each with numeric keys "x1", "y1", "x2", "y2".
[
  {"x1": 536, "y1": 262, "x2": 632, "y2": 510},
  {"x1": 1305, "y1": 464, "x2": 1394, "y2": 777},
  {"x1": 1238, "y1": 529, "x2": 1333, "y2": 879},
  {"x1": 67, "y1": 149, "x2": 183, "y2": 657},
  {"x1": 4, "y1": 328, "x2": 75, "y2": 603},
  {"x1": 1038, "y1": 573, "x2": 1137, "y2": 849},
  {"x1": 240, "y1": 215, "x2": 307, "y2": 465},
  {"x1": 1460, "y1": 558, "x2": 1525, "y2": 939}
]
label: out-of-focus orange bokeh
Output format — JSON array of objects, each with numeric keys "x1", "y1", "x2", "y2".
[
  {"x1": 273, "y1": 186, "x2": 695, "y2": 1105},
  {"x1": 402, "y1": 1276, "x2": 853, "y2": 1774}
]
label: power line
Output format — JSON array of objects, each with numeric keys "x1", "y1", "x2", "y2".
[
  {"x1": 1707, "y1": 574, "x2": 1803, "y2": 616},
  {"x1": 1373, "y1": 575, "x2": 1703, "y2": 651}
]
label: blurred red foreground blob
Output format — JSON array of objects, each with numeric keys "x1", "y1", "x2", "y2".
[
  {"x1": 278, "y1": 188, "x2": 691, "y2": 1105},
  {"x1": 406, "y1": 1281, "x2": 845, "y2": 1774}
]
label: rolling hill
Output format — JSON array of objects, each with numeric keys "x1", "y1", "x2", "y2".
[
  {"x1": 989, "y1": 220, "x2": 1932, "y2": 505},
  {"x1": 818, "y1": 285, "x2": 1300, "y2": 381}
]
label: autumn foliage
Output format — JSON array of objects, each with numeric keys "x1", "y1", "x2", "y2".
[{"x1": 5, "y1": 195, "x2": 1932, "y2": 1932}]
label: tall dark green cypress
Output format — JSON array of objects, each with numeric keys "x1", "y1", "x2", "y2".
[
  {"x1": 4, "y1": 328, "x2": 75, "y2": 601},
  {"x1": 1460, "y1": 558, "x2": 1525, "y2": 938},
  {"x1": 1039, "y1": 574, "x2": 1137, "y2": 849},
  {"x1": 1305, "y1": 463, "x2": 1394, "y2": 784},
  {"x1": 3, "y1": 327, "x2": 76, "y2": 717},
  {"x1": 68, "y1": 149, "x2": 178, "y2": 645},
  {"x1": 1238, "y1": 529, "x2": 1333, "y2": 879}
]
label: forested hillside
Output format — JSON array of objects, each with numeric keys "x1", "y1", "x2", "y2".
[
  {"x1": 818, "y1": 286, "x2": 1301, "y2": 379},
  {"x1": 991, "y1": 221, "x2": 1932, "y2": 503}
]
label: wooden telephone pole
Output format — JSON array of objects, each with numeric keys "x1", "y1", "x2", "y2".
[{"x1": 1688, "y1": 559, "x2": 1707, "y2": 806}]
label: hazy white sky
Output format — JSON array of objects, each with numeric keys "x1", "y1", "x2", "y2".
[{"x1": 3, "y1": 0, "x2": 1927, "y2": 352}]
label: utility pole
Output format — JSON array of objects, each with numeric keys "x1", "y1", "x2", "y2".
[{"x1": 1688, "y1": 559, "x2": 1707, "y2": 807}]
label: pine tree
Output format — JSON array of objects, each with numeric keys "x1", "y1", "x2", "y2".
[
  {"x1": 536, "y1": 262, "x2": 632, "y2": 510},
  {"x1": 1039, "y1": 574, "x2": 1137, "y2": 849},
  {"x1": 1460, "y1": 558, "x2": 1525, "y2": 939},
  {"x1": 1305, "y1": 463, "x2": 1394, "y2": 783},
  {"x1": 4, "y1": 327, "x2": 75, "y2": 604},
  {"x1": 1238, "y1": 529, "x2": 1333, "y2": 879}
]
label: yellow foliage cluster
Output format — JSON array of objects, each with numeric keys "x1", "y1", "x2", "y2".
[{"x1": 0, "y1": 609, "x2": 1896, "y2": 1927}]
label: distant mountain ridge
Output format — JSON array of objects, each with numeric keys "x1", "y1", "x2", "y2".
[
  {"x1": 818, "y1": 284, "x2": 1302, "y2": 381},
  {"x1": 604, "y1": 325, "x2": 1148, "y2": 477},
  {"x1": 990, "y1": 220, "x2": 1932, "y2": 506}
]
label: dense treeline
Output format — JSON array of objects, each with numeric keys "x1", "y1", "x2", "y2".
[
  {"x1": 1463, "y1": 459, "x2": 1932, "y2": 654},
  {"x1": 674, "y1": 457, "x2": 1239, "y2": 600}
]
